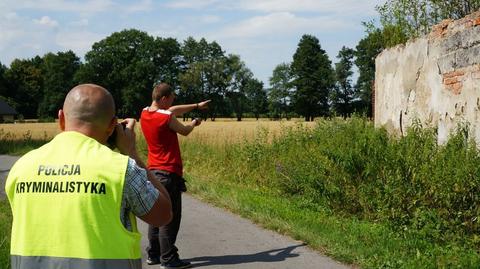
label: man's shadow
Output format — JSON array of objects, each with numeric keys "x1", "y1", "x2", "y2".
[{"x1": 184, "y1": 243, "x2": 306, "y2": 267}]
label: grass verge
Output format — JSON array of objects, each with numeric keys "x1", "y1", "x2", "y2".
[
  {"x1": 179, "y1": 117, "x2": 480, "y2": 268},
  {"x1": 0, "y1": 129, "x2": 49, "y2": 155},
  {"x1": 184, "y1": 172, "x2": 480, "y2": 268},
  {"x1": 1, "y1": 118, "x2": 479, "y2": 268},
  {"x1": 0, "y1": 199, "x2": 11, "y2": 269}
]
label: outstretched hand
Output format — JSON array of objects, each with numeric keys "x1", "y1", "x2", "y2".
[{"x1": 198, "y1": 100, "x2": 211, "y2": 110}]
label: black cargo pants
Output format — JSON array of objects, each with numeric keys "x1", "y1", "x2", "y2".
[{"x1": 147, "y1": 170, "x2": 187, "y2": 264}]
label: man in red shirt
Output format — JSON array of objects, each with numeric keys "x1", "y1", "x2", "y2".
[{"x1": 140, "y1": 83, "x2": 210, "y2": 269}]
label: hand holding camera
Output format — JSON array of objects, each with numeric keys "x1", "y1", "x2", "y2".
[
  {"x1": 108, "y1": 119, "x2": 138, "y2": 157},
  {"x1": 192, "y1": 118, "x2": 202, "y2": 126}
]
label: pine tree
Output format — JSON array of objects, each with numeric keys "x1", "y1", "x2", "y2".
[{"x1": 291, "y1": 35, "x2": 334, "y2": 121}]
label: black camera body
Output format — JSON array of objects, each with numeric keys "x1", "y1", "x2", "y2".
[{"x1": 107, "y1": 122, "x2": 127, "y2": 149}]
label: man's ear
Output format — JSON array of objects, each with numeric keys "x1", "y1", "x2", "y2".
[
  {"x1": 107, "y1": 116, "x2": 117, "y2": 137},
  {"x1": 58, "y1": 109, "x2": 65, "y2": 131}
]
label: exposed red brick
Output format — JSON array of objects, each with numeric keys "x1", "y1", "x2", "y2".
[
  {"x1": 429, "y1": 30, "x2": 442, "y2": 39},
  {"x1": 443, "y1": 77, "x2": 458, "y2": 85},
  {"x1": 443, "y1": 70, "x2": 466, "y2": 78},
  {"x1": 450, "y1": 82, "x2": 463, "y2": 95},
  {"x1": 430, "y1": 19, "x2": 453, "y2": 38},
  {"x1": 474, "y1": 18, "x2": 480, "y2": 26}
]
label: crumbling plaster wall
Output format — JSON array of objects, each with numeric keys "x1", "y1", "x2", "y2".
[{"x1": 375, "y1": 11, "x2": 480, "y2": 144}]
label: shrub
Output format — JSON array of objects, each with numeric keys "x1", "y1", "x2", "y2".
[{"x1": 181, "y1": 116, "x2": 480, "y2": 246}]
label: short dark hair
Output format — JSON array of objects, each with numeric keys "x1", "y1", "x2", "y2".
[{"x1": 152, "y1": 83, "x2": 173, "y2": 102}]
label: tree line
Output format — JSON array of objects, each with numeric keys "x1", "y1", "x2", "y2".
[
  {"x1": 0, "y1": 1, "x2": 472, "y2": 121},
  {"x1": 0, "y1": 29, "x2": 372, "y2": 122}
]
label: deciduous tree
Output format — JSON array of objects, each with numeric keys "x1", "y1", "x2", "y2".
[
  {"x1": 245, "y1": 78, "x2": 267, "y2": 120},
  {"x1": 268, "y1": 63, "x2": 292, "y2": 119},
  {"x1": 38, "y1": 51, "x2": 80, "y2": 119},
  {"x1": 332, "y1": 46, "x2": 356, "y2": 118},
  {"x1": 376, "y1": 0, "x2": 480, "y2": 46},
  {"x1": 76, "y1": 29, "x2": 180, "y2": 117},
  {"x1": 5, "y1": 57, "x2": 43, "y2": 118},
  {"x1": 355, "y1": 29, "x2": 385, "y2": 117}
]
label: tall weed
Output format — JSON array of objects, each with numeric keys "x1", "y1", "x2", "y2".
[
  {"x1": 181, "y1": 116, "x2": 480, "y2": 247},
  {"x1": 0, "y1": 129, "x2": 49, "y2": 155},
  {"x1": 0, "y1": 200, "x2": 11, "y2": 269}
]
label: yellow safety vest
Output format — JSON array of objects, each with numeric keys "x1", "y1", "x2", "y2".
[{"x1": 5, "y1": 131, "x2": 142, "y2": 269}]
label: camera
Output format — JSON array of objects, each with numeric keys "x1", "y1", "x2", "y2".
[
  {"x1": 193, "y1": 117, "x2": 201, "y2": 126},
  {"x1": 107, "y1": 122, "x2": 127, "y2": 149}
]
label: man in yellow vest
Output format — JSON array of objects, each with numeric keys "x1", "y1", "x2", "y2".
[{"x1": 5, "y1": 84, "x2": 172, "y2": 269}]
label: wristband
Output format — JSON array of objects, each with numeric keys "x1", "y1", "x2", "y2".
[{"x1": 196, "y1": 103, "x2": 199, "y2": 109}]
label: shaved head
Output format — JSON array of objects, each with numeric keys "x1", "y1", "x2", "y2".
[{"x1": 63, "y1": 84, "x2": 115, "y2": 128}]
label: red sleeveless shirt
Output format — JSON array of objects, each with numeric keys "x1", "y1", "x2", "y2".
[{"x1": 140, "y1": 107, "x2": 183, "y2": 176}]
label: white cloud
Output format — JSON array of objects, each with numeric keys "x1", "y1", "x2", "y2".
[
  {"x1": 0, "y1": 9, "x2": 100, "y2": 65},
  {"x1": 56, "y1": 30, "x2": 104, "y2": 54},
  {"x1": 7, "y1": 0, "x2": 113, "y2": 14},
  {"x1": 201, "y1": 11, "x2": 360, "y2": 85},
  {"x1": 165, "y1": 0, "x2": 219, "y2": 9},
  {"x1": 236, "y1": 0, "x2": 382, "y2": 15},
  {"x1": 0, "y1": 11, "x2": 31, "y2": 52},
  {"x1": 211, "y1": 12, "x2": 348, "y2": 39},
  {"x1": 34, "y1": 16, "x2": 59, "y2": 27},
  {"x1": 0, "y1": 13, "x2": 60, "y2": 64},
  {"x1": 69, "y1": 19, "x2": 89, "y2": 27},
  {"x1": 200, "y1": 15, "x2": 222, "y2": 24},
  {"x1": 5, "y1": 12, "x2": 19, "y2": 20},
  {"x1": 121, "y1": 0, "x2": 153, "y2": 13},
  {"x1": 165, "y1": 0, "x2": 383, "y2": 15}
]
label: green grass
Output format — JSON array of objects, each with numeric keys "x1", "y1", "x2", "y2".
[
  {"x1": 0, "y1": 129, "x2": 49, "y2": 155},
  {"x1": 178, "y1": 117, "x2": 480, "y2": 268},
  {"x1": 184, "y1": 174, "x2": 480, "y2": 268},
  {"x1": 0, "y1": 199, "x2": 11, "y2": 269},
  {"x1": 2, "y1": 118, "x2": 480, "y2": 268}
]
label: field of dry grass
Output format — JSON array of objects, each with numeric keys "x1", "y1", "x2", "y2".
[
  {"x1": 0, "y1": 122, "x2": 60, "y2": 140},
  {"x1": 0, "y1": 119, "x2": 315, "y2": 142},
  {"x1": 183, "y1": 119, "x2": 315, "y2": 144}
]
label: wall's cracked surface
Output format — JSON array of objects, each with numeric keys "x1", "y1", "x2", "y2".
[{"x1": 375, "y1": 11, "x2": 480, "y2": 144}]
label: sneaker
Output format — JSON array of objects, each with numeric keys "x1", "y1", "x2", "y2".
[
  {"x1": 146, "y1": 256, "x2": 160, "y2": 265},
  {"x1": 161, "y1": 258, "x2": 192, "y2": 269}
]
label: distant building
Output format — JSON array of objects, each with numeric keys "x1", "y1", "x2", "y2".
[{"x1": 0, "y1": 99, "x2": 17, "y2": 123}]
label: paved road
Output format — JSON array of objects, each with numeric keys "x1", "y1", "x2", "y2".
[
  {"x1": 0, "y1": 155, "x2": 19, "y2": 198},
  {"x1": 1, "y1": 155, "x2": 351, "y2": 269}
]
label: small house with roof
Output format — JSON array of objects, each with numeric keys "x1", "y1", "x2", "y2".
[{"x1": 0, "y1": 99, "x2": 17, "y2": 123}]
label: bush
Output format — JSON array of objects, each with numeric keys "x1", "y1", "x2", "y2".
[
  {"x1": 38, "y1": 117, "x2": 55, "y2": 123},
  {"x1": 181, "y1": 116, "x2": 480, "y2": 246}
]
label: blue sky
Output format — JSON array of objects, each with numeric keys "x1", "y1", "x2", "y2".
[{"x1": 0, "y1": 0, "x2": 384, "y2": 86}]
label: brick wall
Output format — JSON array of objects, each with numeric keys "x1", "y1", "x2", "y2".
[{"x1": 375, "y1": 11, "x2": 480, "y2": 144}]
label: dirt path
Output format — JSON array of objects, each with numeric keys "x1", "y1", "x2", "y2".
[{"x1": 1, "y1": 155, "x2": 351, "y2": 269}]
